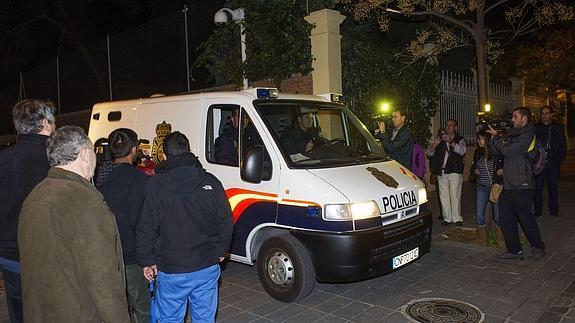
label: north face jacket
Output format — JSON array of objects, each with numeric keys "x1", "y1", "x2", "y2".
[{"x1": 136, "y1": 152, "x2": 233, "y2": 273}]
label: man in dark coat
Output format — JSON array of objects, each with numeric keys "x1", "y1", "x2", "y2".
[
  {"x1": 280, "y1": 112, "x2": 324, "y2": 155},
  {"x1": 214, "y1": 109, "x2": 241, "y2": 165},
  {"x1": 214, "y1": 109, "x2": 261, "y2": 166},
  {"x1": 137, "y1": 131, "x2": 233, "y2": 322},
  {"x1": 97, "y1": 128, "x2": 150, "y2": 322},
  {"x1": 374, "y1": 109, "x2": 413, "y2": 169},
  {"x1": 488, "y1": 107, "x2": 546, "y2": 260},
  {"x1": 0, "y1": 99, "x2": 55, "y2": 323},
  {"x1": 18, "y1": 126, "x2": 130, "y2": 322},
  {"x1": 534, "y1": 106, "x2": 566, "y2": 217}
]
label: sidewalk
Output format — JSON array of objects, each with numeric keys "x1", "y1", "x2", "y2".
[{"x1": 1, "y1": 164, "x2": 575, "y2": 322}]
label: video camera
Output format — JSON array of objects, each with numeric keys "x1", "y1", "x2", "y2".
[
  {"x1": 437, "y1": 128, "x2": 446, "y2": 139},
  {"x1": 476, "y1": 112, "x2": 512, "y2": 133},
  {"x1": 371, "y1": 114, "x2": 391, "y2": 134}
]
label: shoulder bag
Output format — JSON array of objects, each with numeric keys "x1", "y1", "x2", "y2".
[{"x1": 485, "y1": 158, "x2": 503, "y2": 203}]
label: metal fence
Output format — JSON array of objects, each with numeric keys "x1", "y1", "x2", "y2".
[
  {"x1": 439, "y1": 70, "x2": 523, "y2": 143},
  {"x1": 439, "y1": 70, "x2": 478, "y2": 143}
]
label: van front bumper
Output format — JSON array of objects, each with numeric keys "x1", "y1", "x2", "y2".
[{"x1": 290, "y1": 207, "x2": 432, "y2": 283}]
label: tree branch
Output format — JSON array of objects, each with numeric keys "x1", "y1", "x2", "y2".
[
  {"x1": 386, "y1": 8, "x2": 477, "y2": 38},
  {"x1": 0, "y1": 16, "x2": 44, "y2": 45},
  {"x1": 485, "y1": 0, "x2": 513, "y2": 15}
]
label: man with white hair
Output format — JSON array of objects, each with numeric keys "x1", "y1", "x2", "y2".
[
  {"x1": 18, "y1": 126, "x2": 130, "y2": 322},
  {"x1": 0, "y1": 99, "x2": 55, "y2": 323}
]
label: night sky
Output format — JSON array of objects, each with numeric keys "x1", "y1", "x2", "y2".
[{"x1": 0, "y1": 0, "x2": 225, "y2": 135}]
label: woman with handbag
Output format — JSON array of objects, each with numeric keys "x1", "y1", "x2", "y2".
[{"x1": 470, "y1": 131, "x2": 505, "y2": 246}]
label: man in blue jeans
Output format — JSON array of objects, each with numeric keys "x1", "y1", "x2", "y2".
[
  {"x1": 0, "y1": 100, "x2": 55, "y2": 323},
  {"x1": 488, "y1": 107, "x2": 546, "y2": 260},
  {"x1": 137, "y1": 131, "x2": 233, "y2": 322}
]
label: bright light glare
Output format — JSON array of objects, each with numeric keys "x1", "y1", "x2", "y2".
[
  {"x1": 324, "y1": 201, "x2": 381, "y2": 221},
  {"x1": 379, "y1": 101, "x2": 391, "y2": 113},
  {"x1": 484, "y1": 104, "x2": 491, "y2": 112},
  {"x1": 418, "y1": 187, "x2": 428, "y2": 204},
  {"x1": 350, "y1": 201, "x2": 381, "y2": 219}
]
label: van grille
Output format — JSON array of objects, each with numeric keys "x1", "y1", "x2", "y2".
[
  {"x1": 381, "y1": 206, "x2": 419, "y2": 225},
  {"x1": 368, "y1": 220, "x2": 430, "y2": 264}
]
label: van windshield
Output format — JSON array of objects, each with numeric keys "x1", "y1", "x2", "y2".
[{"x1": 254, "y1": 100, "x2": 389, "y2": 168}]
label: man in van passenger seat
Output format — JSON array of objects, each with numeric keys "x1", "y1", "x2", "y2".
[
  {"x1": 215, "y1": 109, "x2": 254, "y2": 165},
  {"x1": 281, "y1": 112, "x2": 324, "y2": 155}
]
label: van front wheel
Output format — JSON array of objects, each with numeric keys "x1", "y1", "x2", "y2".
[{"x1": 257, "y1": 235, "x2": 315, "y2": 302}]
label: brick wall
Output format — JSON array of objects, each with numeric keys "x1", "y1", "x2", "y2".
[{"x1": 198, "y1": 74, "x2": 313, "y2": 95}]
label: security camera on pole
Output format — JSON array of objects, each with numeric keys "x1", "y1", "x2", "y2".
[{"x1": 214, "y1": 7, "x2": 248, "y2": 90}]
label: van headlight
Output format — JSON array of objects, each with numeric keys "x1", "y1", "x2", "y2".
[
  {"x1": 418, "y1": 187, "x2": 428, "y2": 204},
  {"x1": 324, "y1": 201, "x2": 381, "y2": 221}
]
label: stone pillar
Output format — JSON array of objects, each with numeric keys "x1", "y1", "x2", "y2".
[{"x1": 304, "y1": 9, "x2": 345, "y2": 95}]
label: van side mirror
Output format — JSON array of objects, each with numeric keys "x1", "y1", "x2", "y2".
[{"x1": 241, "y1": 145, "x2": 264, "y2": 183}]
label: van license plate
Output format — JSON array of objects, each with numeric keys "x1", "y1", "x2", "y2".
[{"x1": 392, "y1": 247, "x2": 419, "y2": 269}]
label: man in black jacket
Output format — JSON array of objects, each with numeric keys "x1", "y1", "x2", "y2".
[
  {"x1": 0, "y1": 99, "x2": 55, "y2": 323},
  {"x1": 137, "y1": 131, "x2": 233, "y2": 322},
  {"x1": 375, "y1": 109, "x2": 413, "y2": 169},
  {"x1": 97, "y1": 128, "x2": 149, "y2": 323},
  {"x1": 281, "y1": 112, "x2": 324, "y2": 155},
  {"x1": 488, "y1": 107, "x2": 546, "y2": 260},
  {"x1": 534, "y1": 106, "x2": 566, "y2": 217}
]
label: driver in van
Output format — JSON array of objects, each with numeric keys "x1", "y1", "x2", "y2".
[{"x1": 281, "y1": 112, "x2": 324, "y2": 155}]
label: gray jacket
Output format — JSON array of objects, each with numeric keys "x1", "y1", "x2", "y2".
[{"x1": 491, "y1": 123, "x2": 534, "y2": 190}]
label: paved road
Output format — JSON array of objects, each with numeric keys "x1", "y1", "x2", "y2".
[
  {"x1": 2, "y1": 167, "x2": 575, "y2": 322},
  {"x1": 212, "y1": 180, "x2": 575, "y2": 322}
]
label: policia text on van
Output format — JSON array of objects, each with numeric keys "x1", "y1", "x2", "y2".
[{"x1": 88, "y1": 88, "x2": 432, "y2": 302}]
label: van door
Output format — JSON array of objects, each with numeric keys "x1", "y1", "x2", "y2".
[{"x1": 203, "y1": 100, "x2": 280, "y2": 262}]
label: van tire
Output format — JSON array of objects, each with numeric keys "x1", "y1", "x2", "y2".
[{"x1": 257, "y1": 234, "x2": 315, "y2": 302}]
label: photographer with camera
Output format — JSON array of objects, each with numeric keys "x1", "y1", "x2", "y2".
[
  {"x1": 374, "y1": 109, "x2": 413, "y2": 169},
  {"x1": 534, "y1": 106, "x2": 566, "y2": 217},
  {"x1": 428, "y1": 119, "x2": 466, "y2": 226},
  {"x1": 487, "y1": 107, "x2": 546, "y2": 260}
]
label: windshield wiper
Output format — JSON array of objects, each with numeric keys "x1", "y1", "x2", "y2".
[
  {"x1": 349, "y1": 152, "x2": 389, "y2": 162},
  {"x1": 294, "y1": 156, "x2": 360, "y2": 167}
]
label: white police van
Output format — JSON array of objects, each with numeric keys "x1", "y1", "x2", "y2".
[{"x1": 88, "y1": 88, "x2": 432, "y2": 302}]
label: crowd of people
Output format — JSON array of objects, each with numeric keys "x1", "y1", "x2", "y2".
[
  {"x1": 0, "y1": 99, "x2": 567, "y2": 322},
  {"x1": 377, "y1": 105, "x2": 565, "y2": 261},
  {"x1": 0, "y1": 99, "x2": 233, "y2": 322}
]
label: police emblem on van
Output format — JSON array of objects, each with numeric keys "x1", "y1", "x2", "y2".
[
  {"x1": 382, "y1": 191, "x2": 417, "y2": 213},
  {"x1": 151, "y1": 121, "x2": 172, "y2": 164},
  {"x1": 366, "y1": 167, "x2": 399, "y2": 188}
]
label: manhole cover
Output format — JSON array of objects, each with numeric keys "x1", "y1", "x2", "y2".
[
  {"x1": 401, "y1": 298, "x2": 484, "y2": 323},
  {"x1": 545, "y1": 296, "x2": 573, "y2": 308}
]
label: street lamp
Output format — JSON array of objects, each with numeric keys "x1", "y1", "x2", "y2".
[{"x1": 214, "y1": 7, "x2": 248, "y2": 90}]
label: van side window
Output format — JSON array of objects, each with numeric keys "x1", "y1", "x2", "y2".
[
  {"x1": 239, "y1": 108, "x2": 272, "y2": 180},
  {"x1": 107, "y1": 111, "x2": 122, "y2": 121},
  {"x1": 206, "y1": 105, "x2": 241, "y2": 166}
]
